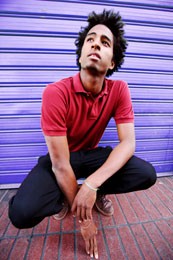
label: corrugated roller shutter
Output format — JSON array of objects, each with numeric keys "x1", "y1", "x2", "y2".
[{"x1": 0, "y1": 0, "x2": 173, "y2": 188}]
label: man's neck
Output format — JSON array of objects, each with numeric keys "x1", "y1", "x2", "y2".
[{"x1": 80, "y1": 69, "x2": 105, "y2": 96}]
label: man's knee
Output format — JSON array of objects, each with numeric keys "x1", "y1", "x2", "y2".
[
  {"x1": 141, "y1": 161, "x2": 157, "y2": 188},
  {"x1": 8, "y1": 196, "x2": 33, "y2": 229}
]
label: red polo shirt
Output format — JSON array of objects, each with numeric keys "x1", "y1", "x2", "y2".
[{"x1": 41, "y1": 73, "x2": 134, "y2": 151}]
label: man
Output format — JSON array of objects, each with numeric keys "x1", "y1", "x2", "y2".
[{"x1": 9, "y1": 10, "x2": 156, "y2": 259}]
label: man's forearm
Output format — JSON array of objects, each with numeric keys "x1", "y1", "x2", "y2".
[
  {"x1": 86, "y1": 139, "x2": 135, "y2": 189},
  {"x1": 53, "y1": 165, "x2": 79, "y2": 207}
]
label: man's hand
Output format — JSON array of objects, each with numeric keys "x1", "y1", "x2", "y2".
[
  {"x1": 80, "y1": 219, "x2": 98, "y2": 259},
  {"x1": 71, "y1": 183, "x2": 97, "y2": 221}
]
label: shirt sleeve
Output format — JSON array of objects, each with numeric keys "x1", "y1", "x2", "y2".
[
  {"x1": 41, "y1": 83, "x2": 67, "y2": 136},
  {"x1": 114, "y1": 81, "x2": 134, "y2": 124}
]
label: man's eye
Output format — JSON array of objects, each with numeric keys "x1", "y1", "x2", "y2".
[
  {"x1": 87, "y1": 38, "x2": 93, "y2": 42},
  {"x1": 102, "y1": 41, "x2": 109, "y2": 47}
]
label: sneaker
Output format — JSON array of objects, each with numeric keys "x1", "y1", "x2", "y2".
[
  {"x1": 95, "y1": 194, "x2": 114, "y2": 217},
  {"x1": 53, "y1": 200, "x2": 69, "y2": 221}
]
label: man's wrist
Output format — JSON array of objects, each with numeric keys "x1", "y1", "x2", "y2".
[
  {"x1": 84, "y1": 180, "x2": 99, "y2": 191},
  {"x1": 85, "y1": 176, "x2": 101, "y2": 190}
]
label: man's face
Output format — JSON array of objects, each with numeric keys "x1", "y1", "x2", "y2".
[{"x1": 79, "y1": 24, "x2": 115, "y2": 75}]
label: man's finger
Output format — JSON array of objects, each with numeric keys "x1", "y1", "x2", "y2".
[
  {"x1": 93, "y1": 235, "x2": 98, "y2": 259},
  {"x1": 80, "y1": 206, "x2": 86, "y2": 221},
  {"x1": 71, "y1": 200, "x2": 76, "y2": 214},
  {"x1": 76, "y1": 206, "x2": 81, "y2": 220},
  {"x1": 85, "y1": 240, "x2": 90, "y2": 255},
  {"x1": 89, "y1": 237, "x2": 94, "y2": 258},
  {"x1": 86, "y1": 207, "x2": 92, "y2": 220}
]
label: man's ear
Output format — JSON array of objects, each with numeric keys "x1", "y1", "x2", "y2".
[{"x1": 109, "y1": 60, "x2": 115, "y2": 70}]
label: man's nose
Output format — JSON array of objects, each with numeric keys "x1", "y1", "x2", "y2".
[{"x1": 91, "y1": 41, "x2": 100, "y2": 50}]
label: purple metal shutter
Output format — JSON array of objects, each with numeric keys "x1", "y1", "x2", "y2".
[{"x1": 0, "y1": 0, "x2": 173, "y2": 188}]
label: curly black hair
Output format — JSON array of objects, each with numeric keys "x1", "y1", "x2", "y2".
[{"x1": 75, "y1": 9, "x2": 128, "y2": 77}]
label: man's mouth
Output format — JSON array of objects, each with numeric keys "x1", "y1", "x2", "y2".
[{"x1": 88, "y1": 53, "x2": 101, "y2": 59}]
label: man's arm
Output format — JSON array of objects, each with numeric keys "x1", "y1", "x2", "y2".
[
  {"x1": 44, "y1": 135, "x2": 78, "y2": 206},
  {"x1": 72, "y1": 122, "x2": 135, "y2": 219},
  {"x1": 45, "y1": 135, "x2": 98, "y2": 259},
  {"x1": 86, "y1": 122, "x2": 135, "y2": 188}
]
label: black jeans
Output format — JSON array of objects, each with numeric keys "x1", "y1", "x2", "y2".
[{"x1": 9, "y1": 146, "x2": 156, "y2": 229}]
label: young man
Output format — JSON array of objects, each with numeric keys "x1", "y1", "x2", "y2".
[{"x1": 9, "y1": 10, "x2": 156, "y2": 259}]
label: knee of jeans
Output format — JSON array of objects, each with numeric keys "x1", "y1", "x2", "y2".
[
  {"x1": 9, "y1": 196, "x2": 32, "y2": 229},
  {"x1": 144, "y1": 162, "x2": 157, "y2": 188}
]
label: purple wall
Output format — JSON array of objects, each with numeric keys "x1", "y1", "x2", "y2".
[{"x1": 0, "y1": 0, "x2": 173, "y2": 187}]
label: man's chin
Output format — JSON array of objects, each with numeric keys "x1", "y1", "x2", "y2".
[{"x1": 84, "y1": 66, "x2": 104, "y2": 76}]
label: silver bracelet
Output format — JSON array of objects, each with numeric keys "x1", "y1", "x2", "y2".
[{"x1": 84, "y1": 181, "x2": 99, "y2": 191}]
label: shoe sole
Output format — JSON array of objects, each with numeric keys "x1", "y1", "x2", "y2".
[{"x1": 53, "y1": 206, "x2": 69, "y2": 221}]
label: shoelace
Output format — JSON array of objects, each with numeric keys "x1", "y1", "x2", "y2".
[{"x1": 98, "y1": 195, "x2": 110, "y2": 206}]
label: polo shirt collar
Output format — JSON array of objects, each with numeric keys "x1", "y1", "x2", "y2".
[{"x1": 73, "y1": 73, "x2": 108, "y2": 97}]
